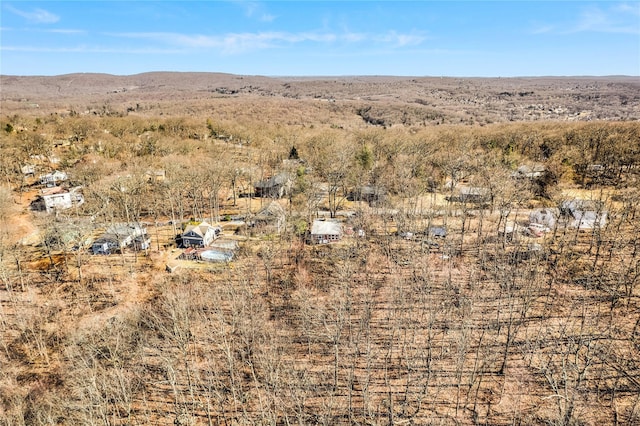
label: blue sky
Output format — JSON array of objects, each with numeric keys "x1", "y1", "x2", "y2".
[{"x1": 1, "y1": 1, "x2": 639, "y2": 76}]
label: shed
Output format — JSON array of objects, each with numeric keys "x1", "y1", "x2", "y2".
[
  {"x1": 146, "y1": 169, "x2": 166, "y2": 182},
  {"x1": 21, "y1": 164, "x2": 35, "y2": 176}
]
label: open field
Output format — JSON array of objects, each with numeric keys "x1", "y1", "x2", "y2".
[{"x1": 1, "y1": 73, "x2": 639, "y2": 425}]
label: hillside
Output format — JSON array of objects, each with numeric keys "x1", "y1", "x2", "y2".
[
  {"x1": 2, "y1": 73, "x2": 639, "y2": 125},
  {"x1": 0, "y1": 73, "x2": 639, "y2": 425}
]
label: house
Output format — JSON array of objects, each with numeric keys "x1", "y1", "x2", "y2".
[
  {"x1": 427, "y1": 226, "x2": 447, "y2": 239},
  {"x1": 512, "y1": 164, "x2": 546, "y2": 179},
  {"x1": 457, "y1": 186, "x2": 491, "y2": 204},
  {"x1": 254, "y1": 173, "x2": 292, "y2": 198},
  {"x1": 91, "y1": 235, "x2": 120, "y2": 255},
  {"x1": 39, "y1": 170, "x2": 68, "y2": 187},
  {"x1": 181, "y1": 221, "x2": 221, "y2": 247},
  {"x1": 91, "y1": 222, "x2": 147, "y2": 254},
  {"x1": 559, "y1": 199, "x2": 607, "y2": 229},
  {"x1": 309, "y1": 219, "x2": 342, "y2": 244},
  {"x1": 528, "y1": 208, "x2": 558, "y2": 233},
  {"x1": 348, "y1": 185, "x2": 387, "y2": 206},
  {"x1": 30, "y1": 186, "x2": 84, "y2": 213},
  {"x1": 251, "y1": 201, "x2": 286, "y2": 233}
]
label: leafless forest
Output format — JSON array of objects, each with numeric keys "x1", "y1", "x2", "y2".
[{"x1": 1, "y1": 73, "x2": 639, "y2": 425}]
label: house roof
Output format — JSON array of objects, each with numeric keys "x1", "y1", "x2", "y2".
[
  {"x1": 40, "y1": 170, "x2": 68, "y2": 181},
  {"x1": 105, "y1": 222, "x2": 146, "y2": 238},
  {"x1": 311, "y1": 219, "x2": 342, "y2": 235},
  {"x1": 255, "y1": 201, "x2": 285, "y2": 219},
  {"x1": 183, "y1": 221, "x2": 218, "y2": 237},
  {"x1": 360, "y1": 185, "x2": 386, "y2": 195},
  {"x1": 255, "y1": 173, "x2": 290, "y2": 189},
  {"x1": 529, "y1": 208, "x2": 558, "y2": 225},
  {"x1": 41, "y1": 186, "x2": 67, "y2": 196},
  {"x1": 514, "y1": 164, "x2": 546, "y2": 177},
  {"x1": 460, "y1": 186, "x2": 489, "y2": 196},
  {"x1": 427, "y1": 226, "x2": 447, "y2": 238},
  {"x1": 560, "y1": 199, "x2": 604, "y2": 215}
]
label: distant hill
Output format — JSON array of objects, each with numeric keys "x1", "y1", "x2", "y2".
[{"x1": 2, "y1": 72, "x2": 638, "y2": 124}]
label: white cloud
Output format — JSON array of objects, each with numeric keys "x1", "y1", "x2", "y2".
[
  {"x1": 108, "y1": 29, "x2": 427, "y2": 54},
  {"x1": 564, "y1": 3, "x2": 639, "y2": 35},
  {"x1": 530, "y1": 25, "x2": 555, "y2": 35},
  {"x1": 614, "y1": 3, "x2": 640, "y2": 17},
  {"x1": 530, "y1": 3, "x2": 639, "y2": 36},
  {"x1": 5, "y1": 5, "x2": 59, "y2": 24},
  {"x1": 47, "y1": 29, "x2": 85, "y2": 35},
  {"x1": 1, "y1": 45, "x2": 183, "y2": 54},
  {"x1": 375, "y1": 31, "x2": 426, "y2": 47},
  {"x1": 230, "y1": 0, "x2": 276, "y2": 22}
]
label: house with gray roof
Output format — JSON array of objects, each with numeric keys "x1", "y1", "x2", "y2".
[
  {"x1": 251, "y1": 201, "x2": 286, "y2": 233},
  {"x1": 254, "y1": 173, "x2": 292, "y2": 198},
  {"x1": 92, "y1": 222, "x2": 147, "y2": 254},
  {"x1": 308, "y1": 219, "x2": 342, "y2": 244},
  {"x1": 560, "y1": 199, "x2": 607, "y2": 229},
  {"x1": 181, "y1": 221, "x2": 221, "y2": 248}
]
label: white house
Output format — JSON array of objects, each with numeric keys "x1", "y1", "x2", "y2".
[
  {"x1": 309, "y1": 219, "x2": 342, "y2": 244},
  {"x1": 39, "y1": 170, "x2": 68, "y2": 187},
  {"x1": 560, "y1": 200, "x2": 607, "y2": 229},
  {"x1": 31, "y1": 187, "x2": 84, "y2": 213},
  {"x1": 528, "y1": 208, "x2": 558, "y2": 235}
]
